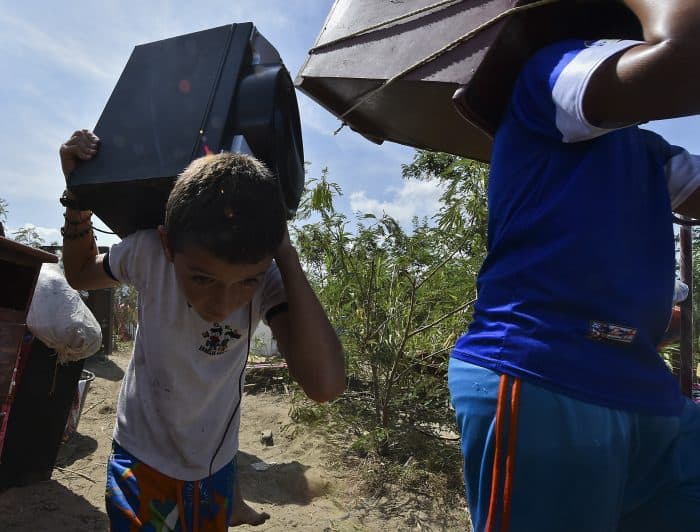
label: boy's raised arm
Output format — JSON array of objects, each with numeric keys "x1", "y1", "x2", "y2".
[
  {"x1": 584, "y1": 0, "x2": 700, "y2": 128},
  {"x1": 60, "y1": 130, "x2": 120, "y2": 291},
  {"x1": 268, "y1": 230, "x2": 345, "y2": 403}
]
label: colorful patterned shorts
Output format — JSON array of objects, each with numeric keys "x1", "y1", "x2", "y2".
[{"x1": 106, "y1": 441, "x2": 235, "y2": 532}]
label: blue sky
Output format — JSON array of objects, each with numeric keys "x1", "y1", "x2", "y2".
[{"x1": 2, "y1": 0, "x2": 699, "y2": 246}]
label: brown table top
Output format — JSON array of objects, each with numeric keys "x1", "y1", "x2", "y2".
[{"x1": 0, "y1": 237, "x2": 58, "y2": 267}]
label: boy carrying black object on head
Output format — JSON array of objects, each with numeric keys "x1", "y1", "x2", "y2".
[
  {"x1": 60, "y1": 130, "x2": 345, "y2": 531},
  {"x1": 449, "y1": 1, "x2": 700, "y2": 531}
]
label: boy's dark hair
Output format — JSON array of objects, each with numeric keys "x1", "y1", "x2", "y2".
[{"x1": 165, "y1": 152, "x2": 286, "y2": 263}]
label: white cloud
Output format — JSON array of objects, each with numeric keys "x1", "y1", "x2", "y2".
[
  {"x1": 350, "y1": 179, "x2": 444, "y2": 226},
  {"x1": 0, "y1": 11, "x2": 114, "y2": 82}
]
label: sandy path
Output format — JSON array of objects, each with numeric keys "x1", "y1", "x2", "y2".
[{"x1": 0, "y1": 348, "x2": 467, "y2": 531}]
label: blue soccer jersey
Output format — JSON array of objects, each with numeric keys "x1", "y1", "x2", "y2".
[{"x1": 452, "y1": 39, "x2": 700, "y2": 415}]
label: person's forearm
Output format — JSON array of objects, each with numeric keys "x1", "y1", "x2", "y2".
[
  {"x1": 585, "y1": 0, "x2": 700, "y2": 126},
  {"x1": 275, "y1": 247, "x2": 345, "y2": 402},
  {"x1": 61, "y1": 191, "x2": 97, "y2": 289}
]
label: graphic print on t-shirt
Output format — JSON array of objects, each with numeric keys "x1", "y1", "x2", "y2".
[{"x1": 199, "y1": 323, "x2": 242, "y2": 356}]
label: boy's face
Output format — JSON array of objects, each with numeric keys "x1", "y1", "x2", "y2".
[{"x1": 159, "y1": 229, "x2": 272, "y2": 323}]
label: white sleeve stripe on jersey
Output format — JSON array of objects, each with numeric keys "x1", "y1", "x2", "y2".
[
  {"x1": 552, "y1": 39, "x2": 643, "y2": 143},
  {"x1": 666, "y1": 151, "x2": 700, "y2": 210}
]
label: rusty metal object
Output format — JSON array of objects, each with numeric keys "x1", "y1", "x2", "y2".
[{"x1": 296, "y1": 0, "x2": 640, "y2": 161}]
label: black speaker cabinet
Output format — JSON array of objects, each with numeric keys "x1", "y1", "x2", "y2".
[{"x1": 68, "y1": 23, "x2": 304, "y2": 237}]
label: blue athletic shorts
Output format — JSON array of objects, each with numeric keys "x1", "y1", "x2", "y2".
[
  {"x1": 448, "y1": 357, "x2": 700, "y2": 532},
  {"x1": 106, "y1": 441, "x2": 236, "y2": 531}
]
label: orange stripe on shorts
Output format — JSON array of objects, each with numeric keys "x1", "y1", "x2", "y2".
[{"x1": 485, "y1": 375, "x2": 522, "y2": 532}]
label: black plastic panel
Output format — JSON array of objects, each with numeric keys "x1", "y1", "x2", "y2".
[{"x1": 68, "y1": 23, "x2": 304, "y2": 237}]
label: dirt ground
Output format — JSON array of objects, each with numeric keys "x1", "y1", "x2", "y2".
[{"x1": 0, "y1": 347, "x2": 468, "y2": 531}]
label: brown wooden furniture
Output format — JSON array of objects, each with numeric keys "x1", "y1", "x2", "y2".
[{"x1": 0, "y1": 237, "x2": 57, "y2": 456}]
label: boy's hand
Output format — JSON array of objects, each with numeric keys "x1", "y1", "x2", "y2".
[{"x1": 60, "y1": 129, "x2": 99, "y2": 179}]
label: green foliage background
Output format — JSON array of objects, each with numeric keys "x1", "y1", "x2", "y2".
[{"x1": 288, "y1": 152, "x2": 489, "y2": 498}]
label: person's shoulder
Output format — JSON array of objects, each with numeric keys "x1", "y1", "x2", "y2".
[
  {"x1": 130, "y1": 228, "x2": 161, "y2": 245},
  {"x1": 521, "y1": 38, "x2": 627, "y2": 89},
  {"x1": 108, "y1": 228, "x2": 167, "y2": 287},
  {"x1": 508, "y1": 39, "x2": 645, "y2": 143},
  {"x1": 117, "y1": 228, "x2": 163, "y2": 255},
  {"x1": 503, "y1": 40, "x2": 586, "y2": 139},
  {"x1": 523, "y1": 39, "x2": 585, "y2": 73},
  {"x1": 533, "y1": 38, "x2": 584, "y2": 56}
]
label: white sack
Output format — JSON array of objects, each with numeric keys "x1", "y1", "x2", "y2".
[
  {"x1": 673, "y1": 280, "x2": 690, "y2": 305},
  {"x1": 26, "y1": 264, "x2": 102, "y2": 363}
]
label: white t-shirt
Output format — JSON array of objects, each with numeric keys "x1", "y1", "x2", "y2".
[{"x1": 108, "y1": 229, "x2": 287, "y2": 480}]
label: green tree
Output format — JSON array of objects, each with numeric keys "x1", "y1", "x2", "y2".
[
  {"x1": 13, "y1": 225, "x2": 45, "y2": 248},
  {"x1": 291, "y1": 153, "x2": 489, "y2": 447},
  {"x1": 686, "y1": 227, "x2": 700, "y2": 378},
  {"x1": 0, "y1": 197, "x2": 8, "y2": 237},
  {"x1": 402, "y1": 150, "x2": 489, "y2": 256},
  {"x1": 0, "y1": 198, "x2": 7, "y2": 223}
]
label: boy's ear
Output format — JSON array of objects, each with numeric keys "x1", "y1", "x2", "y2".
[{"x1": 158, "y1": 225, "x2": 174, "y2": 262}]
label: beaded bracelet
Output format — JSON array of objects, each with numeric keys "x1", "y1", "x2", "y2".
[
  {"x1": 61, "y1": 223, "x2": 94, "y2": 240},
  {"x1": 59, "y1": 192, "x2": 83, "y2": 211},
  {"x1": 63, "y1": 212, "x2": 92, "y2": 225}
]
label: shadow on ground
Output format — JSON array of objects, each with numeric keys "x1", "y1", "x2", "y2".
[
  {"x1": 56, "y1": 433, "x2": 99, "y2": 468},
  {"x1": 237, "y1": 450, "x2": 330, "y2": 506},
  {"x1": 0, "y1": 480, "x2": 108, "y2": 531},
  {"x1": 84, "y1": 356, "x2": 124, "y2": 382}
]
